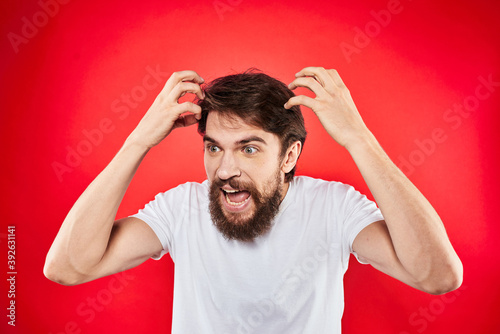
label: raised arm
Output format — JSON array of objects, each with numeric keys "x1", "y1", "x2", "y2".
[
  {"x1": 44, "y1": 70, "x2": 205, "y2": 285},
  {"x1": 285, "y1": 67, "x2": 463, "y2": 295}
]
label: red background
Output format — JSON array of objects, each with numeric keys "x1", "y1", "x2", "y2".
[{"x1": 1, "y1": 0, "x2": 499, "y2": 333}]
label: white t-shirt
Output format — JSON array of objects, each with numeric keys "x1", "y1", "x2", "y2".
[{"x1": 133, "y1": 176, "x2": 384, "y2": 334}]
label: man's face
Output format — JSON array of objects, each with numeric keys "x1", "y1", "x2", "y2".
[{"x1": 203, "y1": 112, "x2": 288, "y2": 241}]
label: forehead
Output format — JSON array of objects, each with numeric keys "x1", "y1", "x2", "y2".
[{"x1": 204, "y1": 112, "x2": 279, "y2": 145}]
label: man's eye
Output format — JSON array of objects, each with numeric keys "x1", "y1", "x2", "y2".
[
  {"x1": 208, "y1": 145, "x2": 220, "y2": 153},
  {"x1": 244, "y1": 147, "x2": 257, "y2": 154}
]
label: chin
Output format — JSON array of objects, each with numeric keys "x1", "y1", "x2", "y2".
[{"x1": 219, "y1": 197, "x2": 256, "y2": 226}]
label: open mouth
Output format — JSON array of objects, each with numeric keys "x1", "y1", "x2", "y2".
[{"x1": 221, "y1": 188, "x2": 251, "y2": 207}]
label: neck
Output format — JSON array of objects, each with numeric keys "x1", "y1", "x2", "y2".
[{"x1": 280, "y1": 181, "x2": 290, "y2": 203}]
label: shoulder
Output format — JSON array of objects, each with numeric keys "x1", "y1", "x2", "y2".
[
  {"x1": 146, "y1": 180, "x2": 209, "y2": 208},
  {"x1": 291, "y1": 175, "x2": 352, "y2": 195},
  {"x1": 290, "y1": 176, "x2": 366, "y2": 212},
  {"x1": 157, "y1": 180, "x2": 208, "y2": 196}
]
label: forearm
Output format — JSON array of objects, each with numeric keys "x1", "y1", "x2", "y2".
[
  {"x1": 347, "y1": 131, "x2": 462, "y2": 289},
  {"x1": 45, "y1": 139, "x2": 149, "y2": 281},
  {"x1": 286, "y1": 67, "x2": 462, "y2": 292},
  {"x1": 44, "y1": 70, "x2": 204, "y2": 285}
]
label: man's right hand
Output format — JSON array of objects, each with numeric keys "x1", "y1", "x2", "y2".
[
  {"x1": 44, "y1": 71, "x2": 205, "y2": 286},
  {"x1": 127, "y1": 70, "x2": 205, "y2": 149}
]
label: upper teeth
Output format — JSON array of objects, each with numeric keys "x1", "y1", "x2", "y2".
[{"x1": 224, "y1": 189, "x2": 239, "y2": 193}]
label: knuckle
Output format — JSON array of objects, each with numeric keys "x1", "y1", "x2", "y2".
[
  {"x1": 155, "y1": 94, "x2": 165, "y2": 104},
  {"x1": 181, "y1": 101, "x2": 194, "y2": 108},
  {"x1": 325, "y1": 88, "x2": 336, "y2": 96},
  {"x1": 184, "y1": 101, "x2": 201, "y2": 110},
  {"x1": 179, "y1": 82, "x2": 195, "y2": 91},
  {"x1": 325, "y1": 95, "x2": 336, "y2": 104},
  {"x1": 303, "y1": 77, "x2": 316, "y2": 85},
  {"x1": 171, "y1": 71, "x2": 181, "y2": 80},
  {"x1": 178, "y1": 81, "x2": 190, "y2": 89}
]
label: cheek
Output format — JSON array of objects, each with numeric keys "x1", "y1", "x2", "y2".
[
  {"x1": 245, "y1": 158, "x2": 280, "y2": 186},
  {"x1": 204, "y1": 155, "x2": 217, "y2": 179}
]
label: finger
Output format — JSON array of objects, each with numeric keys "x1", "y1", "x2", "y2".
[
  {"x1": 284, "y1": 95, "x2": 316, "y2": 110},
  {"x1": 325, "y1": 69, "x2": 347, "y2": 89},
  {"x1": 172, "y1": 114, "x2": 200, "y2": 129},
  {"x1": 161, "y1": 70, "x2": 204, "y2": 95},
  {"x1": 171, "y1": 102, "x2": 202, "y2": 120},
  {"x1": 168, "y1": 82, "x2": 205, "y2": 102},
  {"x1": 295, "y1": 66, "x2": 337, "y2": 93},
  {"x1": 295, "y1": 66, "x2": 327, "y2": 79},
  {"x1": 288, "y1": 77, "x2": 327, "y2": 98}
]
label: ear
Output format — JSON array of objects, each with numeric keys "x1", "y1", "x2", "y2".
[{"x1": 281, "y1": 141, "x2": 302, "y2": 174}]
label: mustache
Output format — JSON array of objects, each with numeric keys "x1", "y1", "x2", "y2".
[{"x1": 211, "y1": 177, "x2": 253, "y2": 192}]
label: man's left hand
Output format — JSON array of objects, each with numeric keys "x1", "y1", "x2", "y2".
[{"x1": 285, "y1": 67, "x2": 371, "y2": 149}]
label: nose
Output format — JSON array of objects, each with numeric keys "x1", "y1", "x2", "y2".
[{"x1": 216, "y1": 152, "x2": 241, "y2": 181}]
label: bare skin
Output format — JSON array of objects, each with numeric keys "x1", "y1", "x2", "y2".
[
  {"x1": 285, "y1": 67, "x2": 463, "y2": 294},
  {"x1": 44, "y1": 71, "x2": 205, "y2": 285},
  {"x1": 45, "y1": 67, "x2": 462, "y2": 295},
  {"x1": 203, "y1": 112, "x2": 301, "y2": 216}
]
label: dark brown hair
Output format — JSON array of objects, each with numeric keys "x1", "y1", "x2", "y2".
[{"x1": 197, "y1": 69, "x2": 307, "y2": 183}]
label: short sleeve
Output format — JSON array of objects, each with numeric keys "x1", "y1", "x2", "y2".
[
  {"x1": 132, "y1": 191, "x2": 174, "y2": 260},
  {"x1": 339, "y1": 184, "x2": 384, "y2": 264},
  {"x1": 131, "y1": 182, "x2": 202, "y2": 260}
]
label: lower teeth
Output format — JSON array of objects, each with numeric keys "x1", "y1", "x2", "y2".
[{"x1": 225, "y1": 193, "x2": 249, "y2": 206}]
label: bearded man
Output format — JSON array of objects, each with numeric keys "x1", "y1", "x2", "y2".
[{"x1": 44, "y1": 67, "x2": 463, "y2": 333}]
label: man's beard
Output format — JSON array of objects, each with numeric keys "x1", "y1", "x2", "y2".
[{"x1": 208, "y1": 171, "x2": 283, "y2": 242}]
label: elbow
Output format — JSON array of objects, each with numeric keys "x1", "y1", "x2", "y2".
[
  {"x1": 420, "y1": 260, "x2": 464, "y2": 295},
  {"x1": 43, "y1": 269, "x2": 76, "y2": 286},
  {"x1": 43, "y1": 258, "x2": 86, "y2": 286},
  {"x1": 422, "y1": 274, "x2": 463, "y2": 295}
]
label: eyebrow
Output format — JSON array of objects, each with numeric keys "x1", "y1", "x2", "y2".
[{"x1": 203, "y1": 135, "x2": 268, "y2": 146}]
